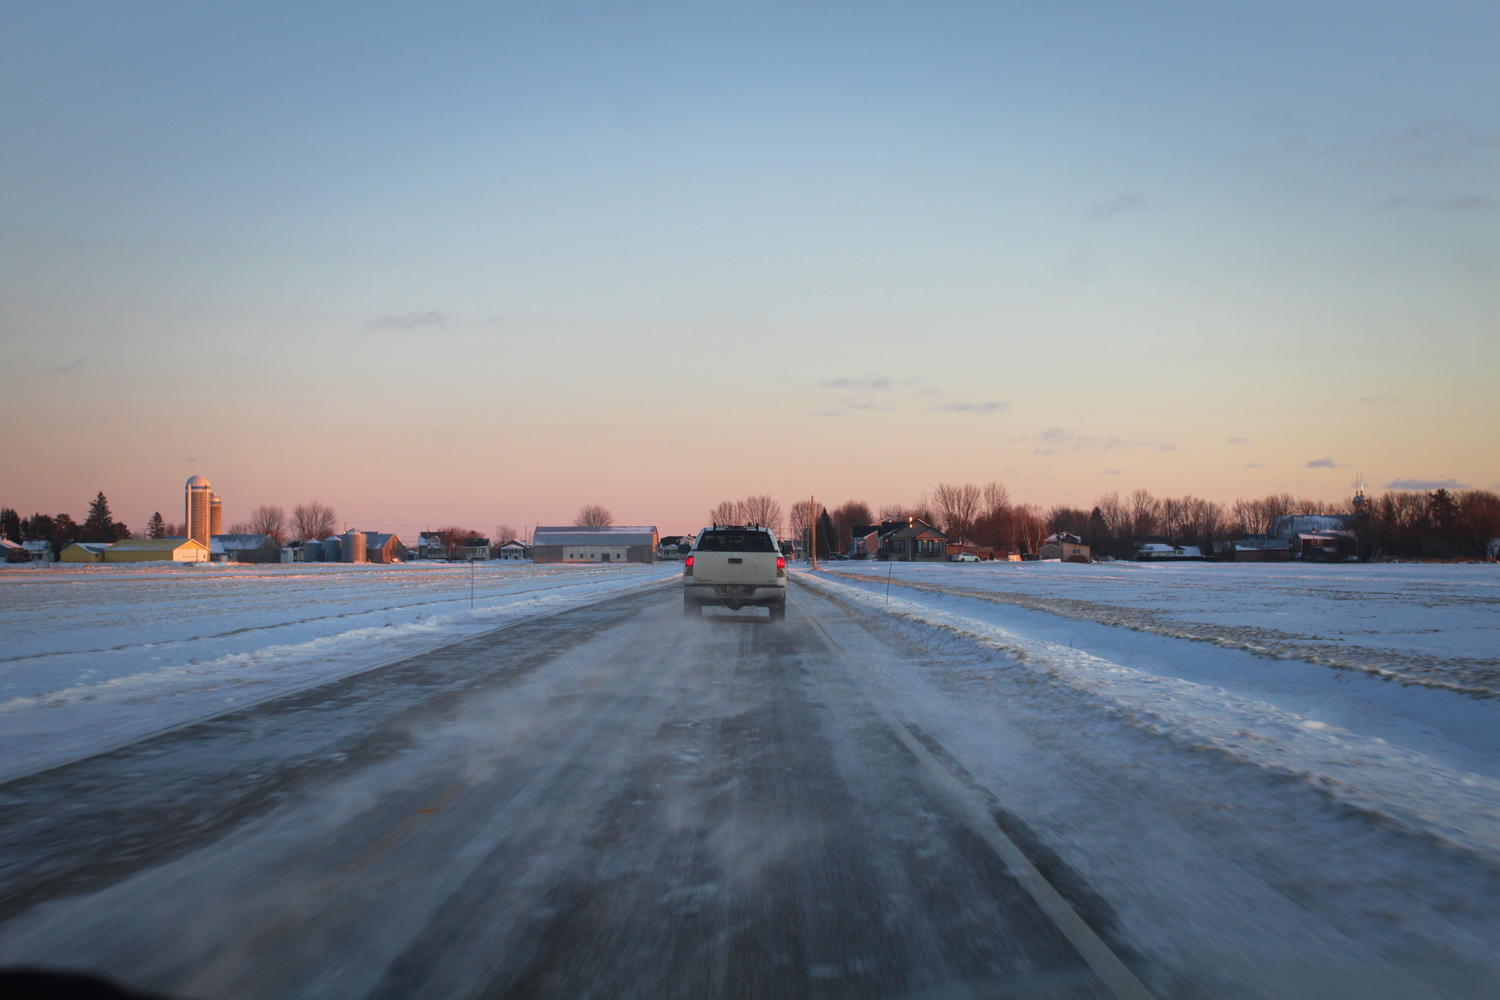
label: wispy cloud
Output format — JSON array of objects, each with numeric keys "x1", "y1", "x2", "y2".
[
  {"x1": 1227, "y1": 437, "x2": 1250, "y2": 446},
  {"x1": 813, "y1": 374, "x2": 965, "y2": 418},
  {"x1": 820, "y1": 375, "x2": 893, "y2": 390},
  {"x1": 362, "y1": 310, "x2": 446, "y2": 334},
  {"x1": 811, "y1": 399, "x2": 894, "y2": 418},
  {"x1": 1243, "y1": 463, "x2": 1267, "y2": 468},
  {"x1": 1022, "y1": 427, "x2": 1165, "y2": 456},
  {"x1": 1102, "y1": 469, "x2": 1122, "y2": 476},
  {"x1": 1304, "y1": 457, "x2": 1341, "y2": 469},
  {"x1": 1089, "y1": 192, "x2": 1149, "y2": 220},
  {"x1": 49, "y1": 357, "x2": 87, "y2": 374},
  {"x1": 1375, "y1": 194, "x2": 1495, "y2": 214},
  {"x1": 1386, "y1": 477, "x2": 1469, "y2": 490},
  {"x1": 1433, "y1": 195, "x2": 1495, "y2": 213},
  {"x1": 1363, "y1": 120, "x2": 1500, "y2": 169},
  {"x1": 929, "y1": 400, "x2": 1007, "y2": 415}
]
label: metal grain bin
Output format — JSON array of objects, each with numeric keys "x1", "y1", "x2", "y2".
[
  {"x1": 303, "y1": 538, "x2": 322, "y2": 562},
  {"x1": 342, "y1": 530, "x2": 366, "y2": 563},
  {"x1": 322, "y1": 535, "x2": 342, "y2": 562}
]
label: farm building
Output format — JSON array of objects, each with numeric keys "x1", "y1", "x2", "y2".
[
  {"x1": 532, "y1": 526, "x2": 658, "y2": 564},
  {"x1": 104, "y1": 538, "x2": 210, "y2": 563},
  {"x1": 211, "y1": 534, "x2": 281, "y2": 563},
  {"x1": 1234, "y1": 538, "x2": 1292, "y2": 562},
  {"x1": 1135, "y1": 542, "x2": 1206, "y2": 561},
  {"x1": 363, "y1": 532, "x2": 407, "y2": 563},
  {"x1": 1039, "y1": 532, "x2": 1091, "y2": 562},
  {"x1": 60, "y1": 542, "x2": 111, "y2": 563}
]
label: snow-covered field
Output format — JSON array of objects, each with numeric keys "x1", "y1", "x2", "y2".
[
  {"x1": 0, "y1": 562, "x2": 675, "y2": 780},
  {"x1": 805, "y1": 561, "x2": 1500, "y2": 867}
]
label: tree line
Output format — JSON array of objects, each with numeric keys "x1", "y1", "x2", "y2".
[
  {"x1": 2, "y1": 493, "x2": 130, "y2": 556},
  {"x1": 710, "y1": 483, "x2": 1500, "y2": 561},
  {"x1": 0, "y1": 494, "x2": 345, "y2": 557}
]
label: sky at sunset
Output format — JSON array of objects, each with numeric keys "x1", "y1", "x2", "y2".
[{"x1": 3, "y1": 1, "x2": 1496, "y2": 537}]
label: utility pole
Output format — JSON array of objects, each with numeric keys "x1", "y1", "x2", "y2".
[{"x1": 810, "y1": 495, "x2": 818, "y2": 570}]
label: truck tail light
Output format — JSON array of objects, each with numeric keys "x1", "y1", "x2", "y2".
[
  {"x1": 684, "y1": 555, "x2": 693, "y2": 572},
  {"x1": 776, "y1": 556, "x2": 785, "y2": 572}
]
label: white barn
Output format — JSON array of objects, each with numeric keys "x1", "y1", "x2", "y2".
[{"x1": 531, "y1": 526, "x2": 658, "y2": 564}]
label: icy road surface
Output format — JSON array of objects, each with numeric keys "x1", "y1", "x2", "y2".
[{"x1": 0, "y1": 566, "x2": 1498, "y2": 998}]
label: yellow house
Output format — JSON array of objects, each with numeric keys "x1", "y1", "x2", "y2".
[
  {"x1": 59, "y1": 542, "x2": 111, "y2": 563},
  {"x1": 104, "y1": 538, "x2": 210, "y2": 563}
]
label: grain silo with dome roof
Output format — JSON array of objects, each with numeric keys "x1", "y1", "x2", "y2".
[{"x1": 185, "y1": 475, "x2": 213, "y2": 547}]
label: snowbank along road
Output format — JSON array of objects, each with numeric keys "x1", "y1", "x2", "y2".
[{"x1": 0, "y1": 562, "x2": 1498, "y2": 999}]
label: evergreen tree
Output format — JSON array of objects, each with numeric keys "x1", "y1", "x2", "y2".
[
  {"x1": 82, "y1": 492, "x2": 115, "y2": 540},
  {"x1": 1086, "y1": 506, "x2": 1109, "y2": 557},
  {"x1": 147, "y1": 512, "x2": 166, "y2": 539},
  {"x1": 0, "y1": 507, "x2": 19, "y2": 542},
  {"x1": 816, "y1": 509, "x2": 835, "y2": 558},
  {"x1": 22, "y1": 513, "x2": 54, "y2": 542},
  {"x1": 51, "y1": 513, "x2": 79, "y2": 554}
]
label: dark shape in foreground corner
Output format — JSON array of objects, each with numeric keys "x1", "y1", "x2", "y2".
[{"x1": 0, "y1": 970, "x2": 173, "y2": 1000}]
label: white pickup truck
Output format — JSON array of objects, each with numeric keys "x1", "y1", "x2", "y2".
[{"x1": 681, "y1": 526, "x2": 787, "y2": 620}]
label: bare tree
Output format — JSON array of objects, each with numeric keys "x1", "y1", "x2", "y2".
[
  {"x1": 226, "y1": 521, "x2": 252, "y2": 534},
  {"x1": 876, "y1": 503, "x2": 908, "y2": 521},
  {"x1": 1095, "y1": 492, "x2": 1125, "y2": 533},
  {"x1": 710, "y1": 500, "x2": 746, "y2": 525},
  {"x1": 1161, "y1": 496, "x2": 1188, "y2": 543},
  {"x1": 932, "y1": 482, "x2": 982, "y2": 544},
  {"x1": 1231, "y1": 497, "x2": 1264, "y2": 536},
  {"x1": 247, "y1": 504, "x2": 288, "y2": 545},
  {"x1": 1012, "y1": 504, "x2": 1047, "y2": 554},
  {"x1": 981, "y1": 481, "x2": 1011, "y2": 518},
  {"x1": 741, "y1": 495, "x2": 783, "y2": 535},
  {"x1": 1129, "y1": 489, "x2": 1162, "y2": 539},
  {"x1": 575, "y1": 504, "x2": 614, "y2": 527},
  {"x1": 1046, "y1": 505, "x2": 1089, "y2": 535},
  {"x1": 293, "y1": 502, "x2": 338, "y2": 540},
  {"x1": 831, "y1": 500, "x2": 874, "y2": 552},
  {"x1": 788, "y1": 500, "x2": 823, "y2": 545},
  {"x1": 433, "y1": 526, "x2": 475, "y2": 557},
  {"x1": 493, "y1": 524, "x2": 517, "y2": 544}
]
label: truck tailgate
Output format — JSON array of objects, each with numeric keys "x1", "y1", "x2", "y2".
[{"x1": 693, "y1": 553, "x2": 778, "y2": 586}]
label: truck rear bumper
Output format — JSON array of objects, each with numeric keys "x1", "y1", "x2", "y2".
[{"x1": 683, "y1": 583, "x2": 786, "y2": 606}]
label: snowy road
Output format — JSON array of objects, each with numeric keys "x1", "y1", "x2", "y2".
[{"x1": 1, "y1": 576, "x2": 1499, "y2": 998}]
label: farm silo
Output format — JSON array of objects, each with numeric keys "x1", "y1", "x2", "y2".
[
  {"x1": 303, "y1": 538, "x2": 323, "y2": 562},
  {"x1": 209, "y1": 494, "x2": 223, "y2": 536},
  {"x1": 185, "y1": 476, "x2": 213, "y2": 547},
  {"x1": 321, "y1": 535, "x2": 342, "y2": 562},
  {"x1": 342, "y1": 530, "x2": 366, "y2": 563}
]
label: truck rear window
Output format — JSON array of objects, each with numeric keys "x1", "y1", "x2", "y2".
[{"x1": 695, "y1": 531, "x2": 778, "y2": 553}]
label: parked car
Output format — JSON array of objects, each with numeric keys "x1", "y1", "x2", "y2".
[{"x1": 950, "y1": 552, "x2": 980, "y2": 562}]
